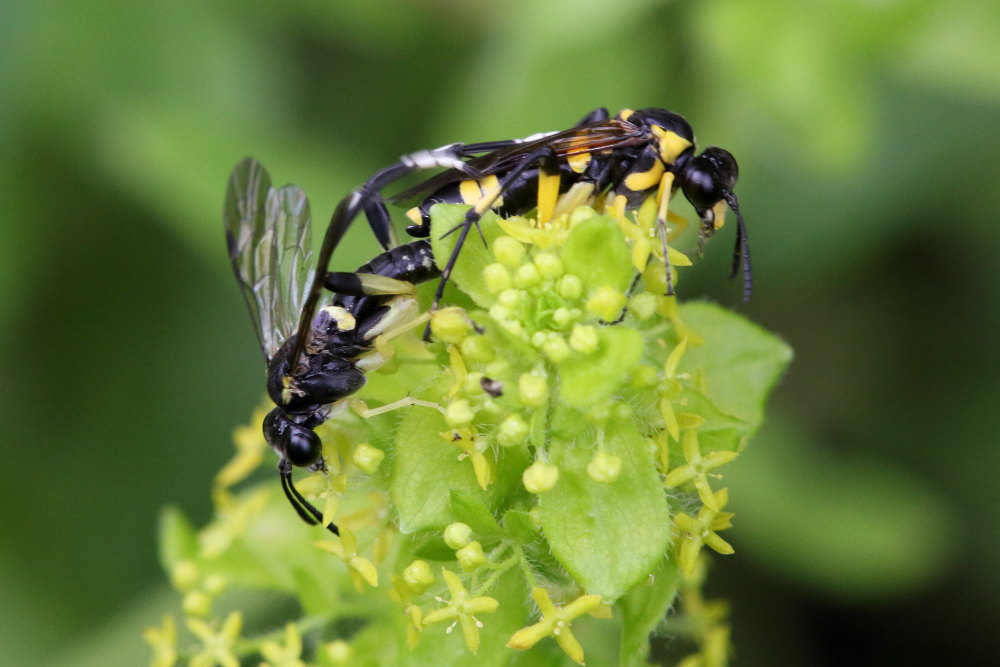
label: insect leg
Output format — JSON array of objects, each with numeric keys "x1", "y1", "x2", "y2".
[
  {"x1": 575, "y1": 107, "x2": 610, "y2": 126},
  {"x1": 291, "y1": 148, "x2": 477, "y2": 369},
  {"x1": 655, "y1": 171, "x2": 677, "y2": 297},
  {"x1": 425, "y1": 144, "x2": 560, "y2": 340}
]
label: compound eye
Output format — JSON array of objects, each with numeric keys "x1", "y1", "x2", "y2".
[
  {"x1": 263, "y1": 408, "x2": 322, "y2": 467},
  {"x1": 286, "y1": 426, "x2": 322, "y2": 467}
]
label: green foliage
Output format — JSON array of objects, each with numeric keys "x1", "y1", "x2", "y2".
[{"x1": 150, "y1": 199, "x2": 789, "y2": 665}]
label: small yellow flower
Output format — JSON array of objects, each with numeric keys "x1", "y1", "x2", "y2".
[
  {"x1": 674, "y1": 488, "x2": 736, "y2": 578},
  {"x1": 143, "y1": 614, "x2": 177, "y2": 667},
  {"x1": 423, "y1": 569, "x2": 499, "y2": 654},
  {"x1": 187, "y1": 612, "x2": 242, "y2": 667},
  {"x1": 664, "y1": 430, "x2": 739, "y2": 510},
  {"x1": 315, "y1": 527, "x2": 379, "y2": 590},
  {"x1": 440, "y1": 428, "x2": 493, "y2": 489},
  {"x1": 507, "y1": 587, "x2": 602, "y2": 665},
  {"x1": 259, "y1": 622, "x2": 305, "y2": 667}
]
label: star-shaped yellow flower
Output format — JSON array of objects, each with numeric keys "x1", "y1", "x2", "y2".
[
  {"x1": 259, "y1": 622, "x2": 305, "y2": 667},
  {"x1": 187, "y1": 611, "x2": 242, "y2": 667},
  {"x1": 674, "y1": 488, "x2": 735, "y2": 577},
  {"x1": 507, "y1": 587, "x2": 602, "y2": 665},
  {"x1": 143, "y1": 614, "x2": 177, "y2": 667},
  {"x1": 423, "y1": 568, "x2": 499, "y2": 654},
  {"x1": 315, "y1": 527, "x2": 379, "y2": 591},
  {"x1": 665, "y1": 429, "x2": 739, "y2": 510}
]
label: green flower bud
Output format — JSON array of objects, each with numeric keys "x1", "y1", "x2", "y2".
[
  {"x1": 542, "y1": 335, "x2": 571, "y2": 362},
  {"x1": 445, "y1": 400, "x2": 475, "y2": 428},
  {"x1": 456, "y1": 540, "x2": 487, "y2": 572},
  {"x1": 353, "y1": 442, "x2": 385, "y2": 474},
  {"x1": 493, "y1": 235, "x2": 525, "y2": 266},
  {"x1": 523, "y1": 462, "x2": 559, "y2": 493},
  {"x1": 569, "y1": 324, "x2": 599, "y2": 354},
  {"x1": 497, "y1": 413, "x2": 530, "y2": 447},
  {"x1": 182, "y1": 590, "x2": 213, "y2": 618},
  {"x1": 514, "y1": 263, "x2": 541, "y2": 288},
  {"x1": 444, "y1": 522, "x2": 473, "y2": 549},
  {"x1": 552, "y1": 306, "x2": 575, "y2": 328},
  {"x1": 170, "y1": 560, "x2": 199, "y2": 592},
  {"x1": 518, "y1": 373, "x2": 548, "y2": 407},
  {"x1": 430, "y1": 307, "x2": 470, "y2": 343},
  {"x1": 533, "y1": 251, "x2": 563, "y2": 279},
  {"x1": 482, "y1": 263, "x2": 512, "y2": 294},
  {"x1": 586, "y1": 285, "x2": 627, "y2": 322},
  {"x1": 587, "y1": 451, "x2": 622, "y2": 483},
  {"x1": 499, "y1": 288, "x2": 522, "y2": 308},
  {"x1": 403, "y1": 559, "x2": 435, "y2": 593},
  {"x1": 558, "y1": 274, "x2": 584, "y2": 300},
  {"x1": 628, "y1": 291, "x2": 658, "y2": 320},
  {"x1": 460, "y1": 335, "x2": 495, "y2": 363}
]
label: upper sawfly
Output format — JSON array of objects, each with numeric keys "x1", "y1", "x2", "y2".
[{"x1": 224, "y1": 106, "x2": 749, "y2": 533}]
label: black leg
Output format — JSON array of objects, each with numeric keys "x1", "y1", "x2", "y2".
[{"x1": 423, "y1": 144, "x2": 560, "y2": 340}]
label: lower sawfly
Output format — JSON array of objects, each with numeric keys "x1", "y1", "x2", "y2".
[{"x1": 225, "y1": 158, "x2": 441, "y2": 535}]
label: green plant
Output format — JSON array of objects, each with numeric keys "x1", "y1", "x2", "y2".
[{"x1": 148, "y1": 202, "x2": 790, "y2": 666}]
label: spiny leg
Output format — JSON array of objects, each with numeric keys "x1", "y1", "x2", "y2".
[
  {"x1": 655, "y1": 171, "x2": 677, "y2": 297},
  {"x1": 424, "y1": 144, "x2": 561, "y2": 340}
]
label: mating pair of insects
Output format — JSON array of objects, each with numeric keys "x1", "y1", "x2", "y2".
[{"x1": 224, "y1": 107, "x2": 750, "y2": 535}]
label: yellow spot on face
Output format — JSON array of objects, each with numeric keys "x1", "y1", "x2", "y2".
[
  {"x1": 651, "y1": 126, "x2": 692, "y2": 164},
  {"x1": 711, "y1": 201, "x2": 727, "y2": 230},
  {"x1": 566, "y1": 152, "x2": 591, "y2": 174},
  {"x1": 624, "y1": 160, "x2": 665, "y2": 192}
]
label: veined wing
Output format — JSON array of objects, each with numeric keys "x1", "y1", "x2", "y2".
[
  {"x1": 224, "y1": 157, "x2": 315, "y2": 362},
  {"x1": 390, "y1": 119, "x2": 644, "y2": 206}
]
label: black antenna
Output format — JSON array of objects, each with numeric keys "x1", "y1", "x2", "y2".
[{"x1": 725, "y1": 192, "x2": 752, "y2": 303}]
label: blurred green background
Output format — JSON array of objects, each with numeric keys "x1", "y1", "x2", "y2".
[{"x1": 2, "y1": 0, "x2": 998, "y2": 664}]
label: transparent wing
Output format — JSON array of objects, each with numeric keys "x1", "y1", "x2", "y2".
[{"x1": 224, "y1": 157, "x2": 315, "y2": 362}]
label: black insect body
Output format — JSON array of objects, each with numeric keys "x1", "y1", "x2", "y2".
[
  {"x1": 291, "y1": 107, "x2": 749, "y2": 356},
  {"x1": 226, "y1": 107, "x2": 747, "y2": 533},
  {"x1": 225, "y1": 158, "x2": 440, "y2": 535}
]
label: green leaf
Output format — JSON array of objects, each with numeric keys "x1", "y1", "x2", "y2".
[
  {"x1": 678, "y1": 302, "x2": 793, "y2": 433},
  {"x1": 449, "y1": 489, "x2": 503, "y2": 536},
  {"x1": 156, "y1": 505, "x2": 198, "y2": 571},
  {"x1": 559, "y1": 326, "x2": 644, "y2": 408},
  {"x1": 392, "y1": 407, "x2": 485, "y2": 532},
  {"x1": 619, "y1": 558, "x2": 680, "y2": 667},
  {"x1": 429, "y1": 204, "x2": 505, "y2": 308},
  {"x1": 560, "y1": 214, "x2": 633, "y2": 293},
  {"x1": 537, "y1": 419, "x2": 670, "y2": 601},
  {"x1": 678, "y1": 388, "x2": 749, "y2": 454},
  {"x1": 391, "y1": 407, "x2": 529, "y2": 532},
  {"x1": 502, "y1": 509, "x2": 538, "y2": 543}
]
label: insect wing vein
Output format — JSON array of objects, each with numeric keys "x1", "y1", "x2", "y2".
[{"x1": 225, "y1": 158, "x2": 315, "y2": 362}]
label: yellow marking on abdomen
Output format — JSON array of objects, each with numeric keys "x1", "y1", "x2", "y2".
[
  {"x1": 459, "y1": 179, "x2": 482, "y2": 204},
  {"x1": 625, "y1": 161, "x2": 665, "y2": 192},
  {"x1": 566, "y1": 152, "x2": 591, "y2": 174}
]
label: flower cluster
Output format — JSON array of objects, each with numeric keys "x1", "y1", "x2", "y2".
[{"x1": 149, "y1": 202, "x2": 790, "y2": 665}]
